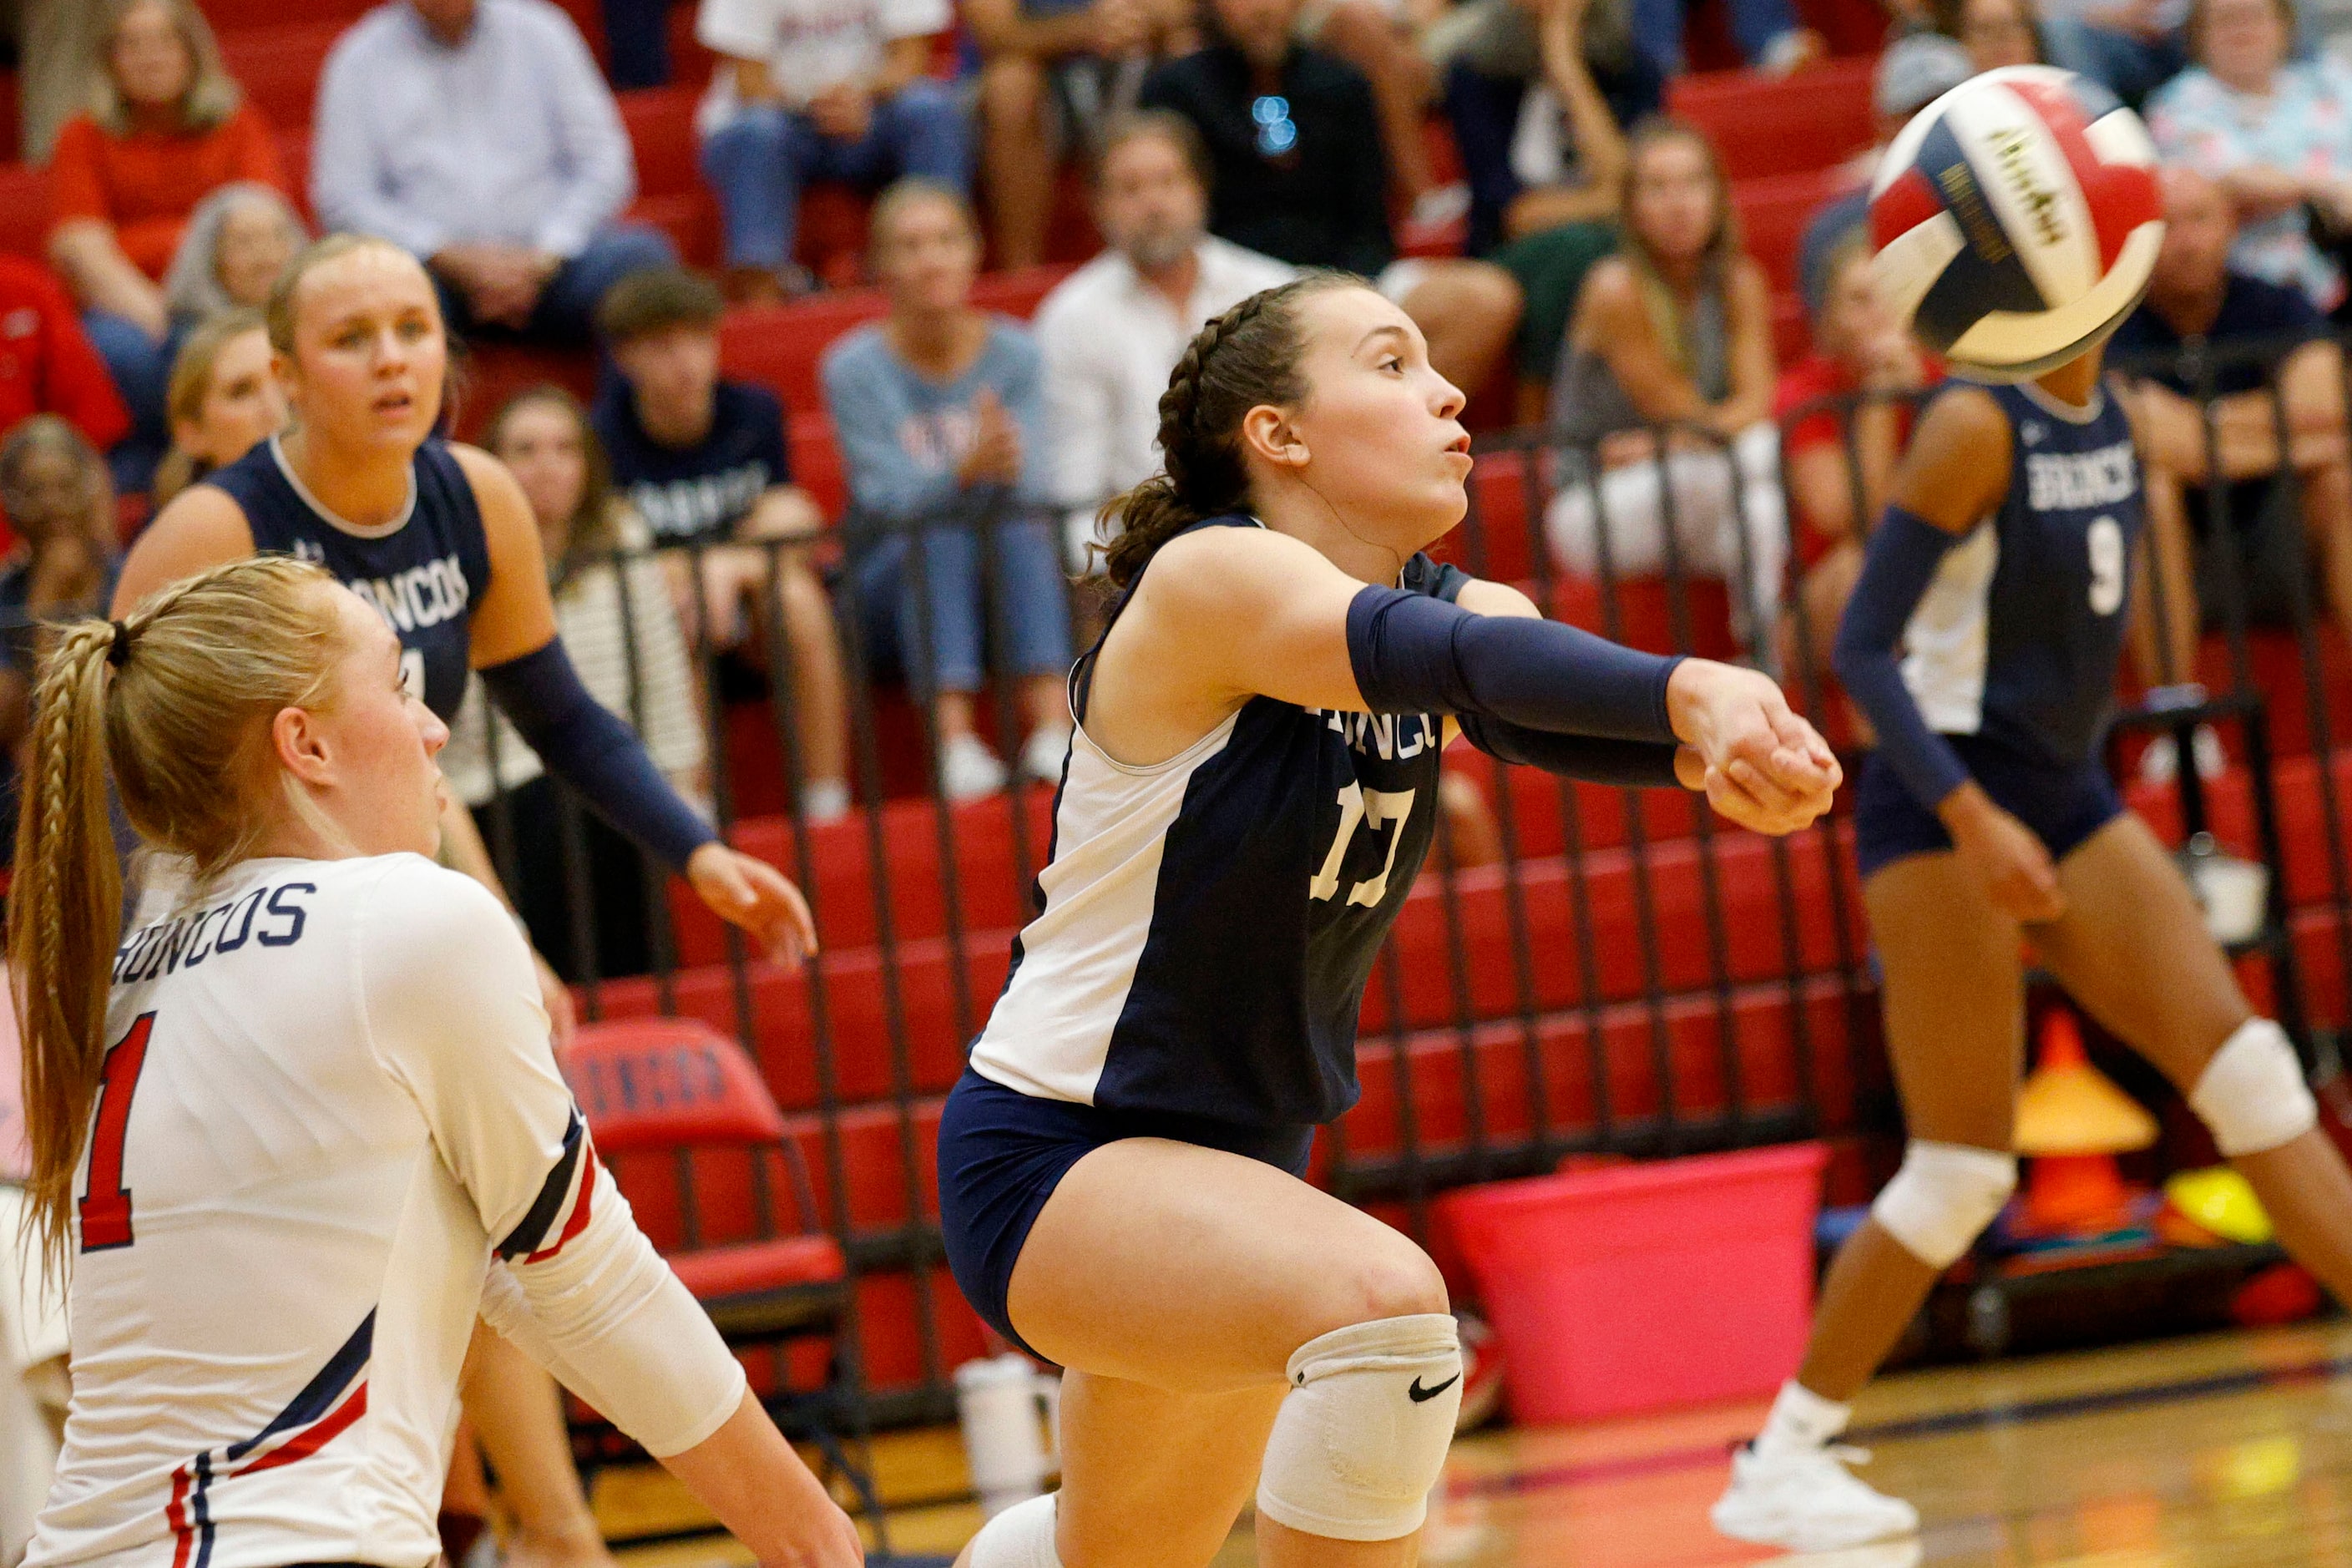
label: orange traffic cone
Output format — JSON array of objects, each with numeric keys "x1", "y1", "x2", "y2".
[{"x1": 2016, "y1": 1008, "x2": 2158, "y2": 1232}]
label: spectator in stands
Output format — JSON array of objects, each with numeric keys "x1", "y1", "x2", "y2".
[
  {"x1": 1545, "y1": 117, "x2": 1786, "y2": 659},
  {"x1": 1141, "y1": 0, "x2": 1524, "y2": 397},
  {"x1": 1443, "y1": 0, "x2": 1643, "y2": 250},
  {"x1": 1034, "y1": 112, "x2": 1294, "y2": 563},
  {"x1": 2041, "y1": 0, "x2": 2188, "y2": 103},
  {"x1": 448, "y1": 388, "x2": 711, "y2": 979},
  {"x1": 1793, "y1": 33, "x2": 1973, "y2": 327},
  {"x1": 3, "y1": 0, "x2": 99, "y2": 163},
  {"x1": 162, "y1": 182, "x2": 306, "y2": 326},
  {"x1": 970, "y1": 0, "x2": 1194, "y2": 269},
  {"x1": 2147, "y1": 0, "x2": 2352, "y2": 315},
  {"x1": 47, "y1": 0, "x2": 286, "y2": 493},
  {"x1": 591, "y1": 266, "x2": 852, "y2": 822},
  {"x1": 1947, "y1": 0, "x2": 2045, "y2": 68},
  {"x1": 153, "y1": 309, "x2": 282, "y2": 508},
  {"x1": 1774, "y1": 235, "x2": 1933, "y2": 695},
  {"x1": 695, "y1": 0, "x2": 970, "y2": 301},
  {"x1": 0, "y1": 417, "x2": 119, "y2": 848},
  {"x1": 312, "y1": 0, "x2": 675, "y2": 346},
  {"x1": 1626, "y1": 0, "x2": 1821, "y2": 78},
  {"x1": 601, "y1": 0, "x2": 676, "y2": 89},
  {"x1": 0, "y1": 255, "x2": 132, "y2": 464},
  {"x1": 2118, "y1": 166, "x2": 2352, "y2": 705},
  {"x1": 1445, "y1": 0, "x2": 1640, "y2": 411},
  {"x1": 822, "y1": 180, "x2": 1074, "y2": 800}
]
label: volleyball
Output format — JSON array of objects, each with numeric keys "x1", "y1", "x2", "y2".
[{"x1": 1868, "y1": 65, "x2": 2163, "y2": 381}]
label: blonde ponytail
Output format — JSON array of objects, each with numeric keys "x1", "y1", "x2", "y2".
[{"x1": 8, "y1": 555, "x2": 344, "y2": 1277}]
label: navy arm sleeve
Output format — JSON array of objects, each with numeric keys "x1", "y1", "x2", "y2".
[
  {"x1": 1456, "y1": 715, "x2": 1685, "y2": 787},
  {"x1": 1346, "y1": 584, "x2": 1683, "y2": 744},
  {"x1": 479, "y1": 640, "x2": 718, "y2": 873},
  {"x1": 1830, "y1": 504, "x2": 1971, "y2": 809}
]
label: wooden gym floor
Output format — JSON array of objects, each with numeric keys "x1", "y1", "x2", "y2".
[{"x1": 602, "y1": 1319, "x2": 2352, "y2": 1565}]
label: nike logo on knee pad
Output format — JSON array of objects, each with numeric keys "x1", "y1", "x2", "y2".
[{"x1": 1408, "y1": 1373, "x2": 1460, "y2": 1403}]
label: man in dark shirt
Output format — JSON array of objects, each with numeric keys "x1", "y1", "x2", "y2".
[
  {"x1": 2112, "y1": 166, "x2": 2352, "y2": 692},
  {"x1": 591, "y1": 266, "x2": 851, "y2": 819},
  {"x1": 1140, "y1": 0, "x2": 1523, "y2": 398}
]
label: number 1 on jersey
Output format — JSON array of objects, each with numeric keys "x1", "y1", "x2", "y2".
[{"x1": 81, "y1": 1013, "x2": 155, "y2": 1252}]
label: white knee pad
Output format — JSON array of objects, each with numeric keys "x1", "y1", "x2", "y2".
[
  {"x1": 965, "y1": 1493, "x2": 1060, "y2": 1568},
  {"x1": 1869, "y1": 1141, "x2": 2018, "y2": 1268},
  {"x1": 2193, "y1": 1019, "x2": 2318, "y2": 1157},
  {"x1": 1256, "y1": 1313, "x2": 1461, "y2": 1544}
]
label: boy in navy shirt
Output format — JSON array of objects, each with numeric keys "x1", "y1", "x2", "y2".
[{"x1": 593, "y1": 266, "x2": 850, "y2": 818}]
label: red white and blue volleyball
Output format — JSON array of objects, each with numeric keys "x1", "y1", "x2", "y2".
[{"x1": 1869, "y1": 65, "x2": 2163, "y2": 381}]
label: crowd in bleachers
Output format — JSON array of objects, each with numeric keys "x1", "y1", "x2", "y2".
[{"x1": 0, "y1": 0, "x2": 2349, "y2": 883}]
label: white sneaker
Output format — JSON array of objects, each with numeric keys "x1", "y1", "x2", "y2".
[
  {"x1": 799, "y1": 778, "x2": 852, "y2": 825},
  {"x1": 939, "y1": 734, "x2": 1008, "y2": 802},
  {"x1": 2137, "y1": 723, "x2": 2227, "y2": 787},
  {"x1": 1711, "y1": 1442, "x2": 1920, "y2": 1552},
  {"x1": 1018, "y1": 726, "x2": 1072, "y2": 783}
]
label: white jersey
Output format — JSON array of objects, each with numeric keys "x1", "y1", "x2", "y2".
[{"x1": 28, "y1": 853, "x2": 745, "y2": 1568}]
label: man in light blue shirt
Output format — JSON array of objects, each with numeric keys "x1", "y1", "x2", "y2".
[{"x1": 312, "y1": 0, "x2": 676, "y2": 346}]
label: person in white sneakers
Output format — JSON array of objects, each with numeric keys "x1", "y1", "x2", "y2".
[
  {"x1": 1714, "y1": 332, "x2": 2352, "y2": 1553},
  {"x1": 822, "y1": 180, "x2": 1075, "y2": 802}
]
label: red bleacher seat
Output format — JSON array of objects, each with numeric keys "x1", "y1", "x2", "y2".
[
  {"x1": 1667, "y1": 56, "x2": 1876, "y2": 183},
  {"x1": 619, "y1": 87, "x2": 704, "y2": 199},
  {"x1": 218, "y1": 23, "x2": 345, "y2": 136}
]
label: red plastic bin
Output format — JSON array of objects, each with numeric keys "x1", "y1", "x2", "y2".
[{"x1": 1437, "y1": 1141, "x2": 1828, "y2": 1424}]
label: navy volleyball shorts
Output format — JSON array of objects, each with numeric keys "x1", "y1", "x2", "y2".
[
  {"x1": 1853, "y1": 731, "x2": 2125, "y2": 880},
  {"x1": 938, "y1": 1069, "x2": 1316, "y2": 1358}
]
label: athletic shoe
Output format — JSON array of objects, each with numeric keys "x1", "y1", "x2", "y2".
[
  {"x1": 1710, "y1": 1442, "x2": 1920, "y2": 1551},
  {"x1": 800, "y1": 779, "x2": 852, "y2": 825},
  {"x1": 940, "y1": 735, "x2": 1009, "y2": 802},
  {"x1": 1018, "y1": 726, "x2": 1073, "y2": 783},
  {"x1": 2137, "y1": 723, "x2": 2226, "y2": 786}
]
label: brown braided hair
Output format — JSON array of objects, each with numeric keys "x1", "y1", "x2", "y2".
[
  {"x1": 1099, "y1": 271, "x2": 1363, "y2": 587},
  {"x1": 10, "y1": 554, "x2": 344, "y2": 1280}
]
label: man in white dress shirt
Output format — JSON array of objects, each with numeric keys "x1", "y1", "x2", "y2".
[{"x1": 1034, "y1": 111, "x2": 1297, "y2": 567}]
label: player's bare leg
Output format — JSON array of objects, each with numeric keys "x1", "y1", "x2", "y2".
[
  {"x1": 2034, "y1": 814, "x2": 2352, "y2": 1299},
  {"x1": 961, "y1": 1137, "x2": 1455, "y2": 1568}
]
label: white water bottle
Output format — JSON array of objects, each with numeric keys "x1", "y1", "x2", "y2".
[{"x1": 954, "y1": 1354, "x2": 1057, "y2": 1518}]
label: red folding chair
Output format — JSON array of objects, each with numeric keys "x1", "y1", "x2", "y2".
[{"x1": 559, "y1": 1018, "x2": 885, "y2": 1540}]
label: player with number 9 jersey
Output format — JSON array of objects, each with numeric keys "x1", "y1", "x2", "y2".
[{"x1": 1714, "y1": 339, "x2": 2352, "y2": 1555}]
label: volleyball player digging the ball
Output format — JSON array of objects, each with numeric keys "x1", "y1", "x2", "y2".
[{"x1": 939, "y1": 273, "x2": 1840, "y2": 1568}]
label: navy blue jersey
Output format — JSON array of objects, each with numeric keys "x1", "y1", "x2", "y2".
[
  {"x1": 1899, "y1": 378, "x2": 2142, "y2": 768},
  {"x1": 967, "y1": 515, "x2": 1459, "y2": 1127},
  {"x1": 208, "y1": 437, "x2": 493, "y2": 723},
  {"x1": 591, "y1": 380, "x2": 791, "y2": 546}
]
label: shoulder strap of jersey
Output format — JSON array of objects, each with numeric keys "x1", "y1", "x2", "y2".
[
  {"x1": 202, "y1": 438, "x2": 299, "y2": 551},
  {"x1": 416, "y1": 438, "x2": 496, "y2": 599},
  {"x1": 1070, "y1": 513, "x2": 1260, "y2": 723}
]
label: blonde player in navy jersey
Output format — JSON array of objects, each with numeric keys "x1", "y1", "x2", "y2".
[
  {"x1": 1710, "y1": 341, "x2": 2352, "y2": 1551},
  {"x1": 938, "y1": 273, "x2": 1842, "y2": 1568},
  {"x1": 10, "y1": 555, "x2": 862, "y2": 1568}
]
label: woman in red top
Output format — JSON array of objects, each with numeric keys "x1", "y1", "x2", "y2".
[{"x1": 45, "y1": 0, "x2": 284, "y2": 493}]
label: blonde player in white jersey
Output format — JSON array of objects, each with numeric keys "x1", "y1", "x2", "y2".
[{"x1": 9, "y1": 555, "x2": 862, "y2": 1568}]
